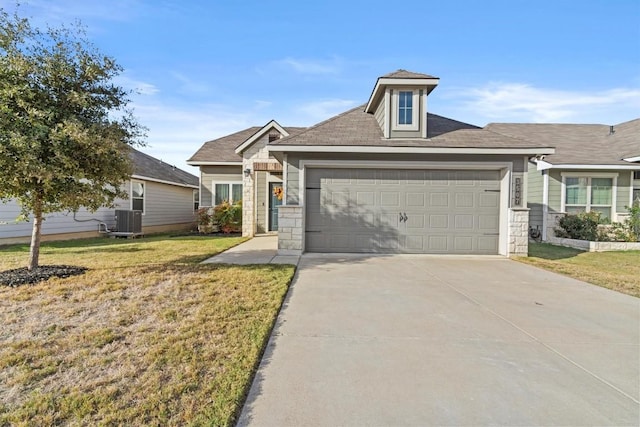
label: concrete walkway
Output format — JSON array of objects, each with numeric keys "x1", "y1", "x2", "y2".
[
  {"x1": 202, "y1": 235, "x2": 299, "y2": 265},
  {"x1": 237, "y1": 253, "x2": 640, "y2": 426}
]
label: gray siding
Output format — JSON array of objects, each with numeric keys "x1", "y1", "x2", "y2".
[
  {"x1": 548, "y1": 169, "x2": 563, "y2": 213},
  {"x1": 0, "y1": 179, "x2": 195, "y2": 241},
  {"x1": 616, "y1": 171, "x2": 632, "y2": 213},
  {"x1": 141, "y1": 181, "x2": 196, "y2": 227},
  {"x1": 527, "y1": 162, "x2": 544, "y2": 229},
  {"x1": 374, "y1": 98, "x2": 385, "y2": 132},
  {"x1": 200, "y1": 165, "x2": 242, "y2": 206},
  {"x1": 0, "y1": 199, "x2": 126, "y2": 239}
]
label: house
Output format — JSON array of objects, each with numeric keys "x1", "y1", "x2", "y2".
[
  {"x1": 189, "y1": 69, "x2": 569, "y2": 256},
  {"x1": 486, "y1": 119, "x2": 640, "y2": 241},
  {"x1": 0, "y1": 148, "x2": 199, "y2": 244}
]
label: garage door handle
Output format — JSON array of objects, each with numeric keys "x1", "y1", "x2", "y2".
[
  {"x1": 484, "y1": 189, "x2": 500, "y2": 192},
  {"x1": 399, "y1": 212, "x2": 408, "y2": 222}
]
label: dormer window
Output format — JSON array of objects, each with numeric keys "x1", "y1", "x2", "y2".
[
  {"x1": 398, "y1": 91, "x2": 413, "y2": 125},
  {"x1": 392, "y1": 89, "x2": 419, "y2": 131}
]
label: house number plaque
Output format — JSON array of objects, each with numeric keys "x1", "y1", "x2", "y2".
[{"x1": 514, "y1": 177, "x2": 522, "y2": 206}]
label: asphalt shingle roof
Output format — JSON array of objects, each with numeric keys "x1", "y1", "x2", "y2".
[
  {"x1": 381, "y1": 69, "x2": 439, "y2": 79},
  {"x1": 485, "y1": 119, "x2": 640, "y2": 166},
  {"x1": 271, "y1": 105, "x2": 551, "y2": 149},
  {"x1": 188, "y1": 127, "x2": 261, "y2": 163},
  {"x1": 188, "y1": 126, "x2": 306, "y2": 164},
  {"x1": 131, "y1": 148, "x2": 199, "y2": 187}
]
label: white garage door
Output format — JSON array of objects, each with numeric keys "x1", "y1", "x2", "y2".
[{"x1": 305, "y1": 168, "x2": 501, "y2": 254}]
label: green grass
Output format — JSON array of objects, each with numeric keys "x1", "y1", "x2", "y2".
[
  {"x1": 0, "y1": 235, "x2": 296, "y2": 426},
  {"x1": 515, "y1": 243, "x2": 640, "y2": 297}
]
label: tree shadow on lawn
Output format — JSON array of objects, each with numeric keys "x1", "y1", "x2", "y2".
[{"x1": 527, "y1": 242, "x2": 584, "y2": 260}]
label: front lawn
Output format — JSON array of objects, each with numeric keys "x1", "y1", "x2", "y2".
[
  {"x1": 0, "y1": 235, "x2": 295, "y2": 426},
  {"x1": 515, "y1": 243, "x2": 640, "y2": 298}
]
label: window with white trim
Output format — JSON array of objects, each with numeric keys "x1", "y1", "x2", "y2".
[
  {"x1": 563, "y1": 176, "x2": 614, "y2": 221},
  {"x1": 213, "y1": 182, "x2": 242, "y2": 205},
  {"x1": 633, "y1": 171, "x2": 640, "y2": 202},
  {"x1": 193, "y1": 189, "x2": 200, "y2": 211},
  {"x1": 392, "y1": 89, "x2": 419, "y2": 131},
  {"x1": 131, "y1": 181, "x2": 145, "y2": 213}
]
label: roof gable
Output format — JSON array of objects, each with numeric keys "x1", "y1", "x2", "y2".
[
  {"x1": 235, "y1": 120, "x2": 289, "y2": 154},
  {"x1": 365, "y1": 69, "x2": 440, "y2": 114}
]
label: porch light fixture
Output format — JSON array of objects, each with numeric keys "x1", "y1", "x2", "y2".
[{"x1": 244, "y1": 168, "x2": 251, "y2": 177}]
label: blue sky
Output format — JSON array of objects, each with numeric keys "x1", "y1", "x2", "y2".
[{"x1": 3, "y1": 0, "x2": 639, "y2": 174}]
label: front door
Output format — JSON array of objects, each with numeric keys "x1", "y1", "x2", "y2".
[{"x1": 269, "y1": 182, "x2": 283, "y2": 231}]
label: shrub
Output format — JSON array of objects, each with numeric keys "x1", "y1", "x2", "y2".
[
  {"x1": 555, "y1": 211, "x2": 601, "y2": 241},
  {"x1": 213, "y1": 200, "x2": 242, "y2": 233},
  {"x1": 196, "y1": 207, "x2": 214, "y2": 234},
  {"x1": 626, "y1": 200, "x2": 640, "y2": 241}
]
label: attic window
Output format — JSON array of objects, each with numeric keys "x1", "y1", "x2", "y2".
[
  {"x1": 392, "y1": 89, "x2": 419, "y2": 131},
  {"x1": 398, "y1": 91, "x2": 413, "y2": 125},
  {"x1": 268, "y1": 133, "x2": 280, "y2": 142}
]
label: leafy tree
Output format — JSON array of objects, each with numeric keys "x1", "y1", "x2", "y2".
[{"x1": 0, "y1": 9, "x2": 145, "y2": 270}]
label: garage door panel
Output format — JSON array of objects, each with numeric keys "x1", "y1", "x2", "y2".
[
  {"x1": 454, "y1": 236, "x2": 474, "y2": 251},
  {"x1": 406, "y1": 192, "x2": 426, "y2": 207},
  {"x1": 478, "y1": 236, "x2": 499, "y2": 252},
  {"x1": 478, "y1": 215, "x2": 499, "y2": 230},
  {"x1": 479, "y1": 193, "x2": 499, "y2": 207},
  {"x1": 454, "y1": 214, "x2": 474, "y2": 229},
  {"x1": 380, "y1": 192, "x2": 400, "y2": 206},
  {"x1": 305, "y1": 168, "x2": 500, "y2": 254},
  {"x1": 429, "y1": 214, "x2": 449, "y2": 228},
  {"x1": 429, "y1": 193, "x2": 448, "y2": 207},
  {"x1": 405, "y1": 214, "x2": 425, "y2": 229},
  {"x1": 428, "y1": 235, "x2": 449, "y2": 251},
  {"x1": 356, "y1": 191, "x2": 375, "y2": 206},
  {"x1": 455, "y1": 192, "x2": 474, "y2": 208}
]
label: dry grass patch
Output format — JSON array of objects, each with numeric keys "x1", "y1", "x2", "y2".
[
  {"x1": 514, "y1": 243, "x2": 640, "y2": 298},
  {"x1": 0, "y1": 235, "x2": 295, "y2": 426}
]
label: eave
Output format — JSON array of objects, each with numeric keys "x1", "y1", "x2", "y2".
[
  {"x1": 535, "y1": 162, "x2": 640, "y2": 171},
  {"x1": 131, "y1": 174, "x2": 199, "y2": 189},
  {"x1": 186, "y1": 161, "x2": 242, "y2": 166},
  {"x1": 267, "y1": 145, "x2": 555, "y2": 155},
  {"x1": 365, "y1": 77, "x2": 440, "y2": 113}
]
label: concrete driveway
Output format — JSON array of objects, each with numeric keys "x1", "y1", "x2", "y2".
[{"x1": 237, "y1": 254, "x2": 640, "y2": 426}]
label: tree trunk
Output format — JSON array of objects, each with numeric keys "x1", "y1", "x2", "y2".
[{"x1": 28, "y1": 198, "x2": 43, "y2": 271}]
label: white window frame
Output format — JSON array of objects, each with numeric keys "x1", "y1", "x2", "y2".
[
  {"x1": 391, "y1": 89, "x2": 419, "y2": 131},
  {"x1": 212, "y1": 181, "x2": 243, "y2": 205},
  {"x1": 561, "y1": 172, "x2": 618, "y2": 220},
  {"x1": 193, "y1": 189, "x2": 200, "y2": 211},
  {"x1": 130, "y1": 180, "x2": 146, "y2": 214}
]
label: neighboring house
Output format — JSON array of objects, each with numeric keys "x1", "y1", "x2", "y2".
[
  {"x1": 0, "y1": 148, "x2": 199, "y2": 244},
  {"x1": 486, "y1": 119, "x2": 640, "y2": 241},
  {"x1": 189, "y1": 69, "x2": 563, "y2": 256}
]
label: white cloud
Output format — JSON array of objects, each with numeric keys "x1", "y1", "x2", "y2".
[
  {"x1": 276, "y1": 57, "x2": 341, "y2": 75},
  {"x1": 297, "y1": 99, "x2": 358, "y2": 122},
  {"x1": 450, "y1": 82, "x2": 640, "y2": 123},
  {"x1": 115, "y1": 75, "x2": 160, "y2": 96}
]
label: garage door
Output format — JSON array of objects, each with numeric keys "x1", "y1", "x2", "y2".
[{"x1": 305, "y1": 168, "x2": 501, "y2": 254}]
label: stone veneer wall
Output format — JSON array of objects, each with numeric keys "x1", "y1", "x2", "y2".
[
  {"x1": 241, "y1": 134, "x2": 272, "y2": 237},
  {"x1": 277, "y1": 205, "x2": 304, "y2": 255},
  {"x1": 509, "y1": 208, "x2": 529, "y2": 256}
]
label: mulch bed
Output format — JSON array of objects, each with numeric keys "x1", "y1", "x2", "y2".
[{"x1": 0, "y1": 265, "x2": 87, "y2": 287}]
